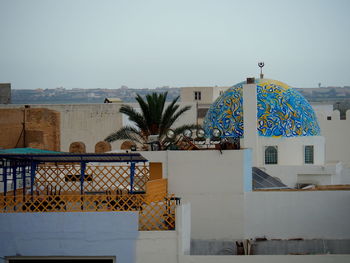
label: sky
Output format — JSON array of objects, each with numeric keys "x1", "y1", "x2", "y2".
[{"x1": 1, "y1": 0, "x2": 350, "y2": 90}]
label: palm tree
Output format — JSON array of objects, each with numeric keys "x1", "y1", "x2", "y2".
[{"x1": 105, "y1": 92, "x2": 198, "y2": 149}]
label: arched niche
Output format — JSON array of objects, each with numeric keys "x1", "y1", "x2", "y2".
[
  {"x1": 120, "y1": 141, "x2": 136, "y2": 150},
  {"x1": 95, "y1": 141, "x2": 112, "y2": 153},
  {"x1": 69, "y1": 141, "x2": 86, "y2": 153}
]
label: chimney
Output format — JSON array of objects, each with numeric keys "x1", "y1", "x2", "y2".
[{"x1": 246, "y1": 77, "x2": 255, "y2": 84}]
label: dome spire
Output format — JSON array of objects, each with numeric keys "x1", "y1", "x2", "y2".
[{"x1": 258, "y1": 62, "x2": 265, "y2": 79}]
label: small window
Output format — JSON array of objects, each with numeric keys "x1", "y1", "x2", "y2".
[
  {"x1": 194, "y1": 91, "x2": 201, "y2": 101},
  {"x1": 304, "y1": 145, "x2": 314, "y2": 164},
  {"x1": 265, "y1": 146, "x2": 278, "y2": 165},
  {"x1": 327, "y1": 116, "x2": 332, "y2": 120},
  {"x1": 219, "y1": 91, "x2": 224, "y2": 95}
]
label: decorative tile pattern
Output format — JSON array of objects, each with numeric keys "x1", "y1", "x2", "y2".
[{"x1": 204, "y1": 79, "x2": 320, "y2": 138}]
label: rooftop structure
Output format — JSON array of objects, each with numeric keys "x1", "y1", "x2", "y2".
[
  {"x1": 0, "y1": 83, "x2": 11, "y2": 104},
  {"x1": 204, "y1": 78, "x2": 320, "y2": 138},
  {"x1": 0, "y1": 151, "x2": 177, "y2": 233}
]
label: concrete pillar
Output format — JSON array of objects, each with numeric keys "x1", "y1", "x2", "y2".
[{"x1": 242, "y1": 80, "x2": 258, "y2": 165}]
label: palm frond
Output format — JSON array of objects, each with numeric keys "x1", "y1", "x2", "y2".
[
  {"x1": 136, "y1": 93, "x2": 168, "y2": 135},
  {"x1": 119, "y1": 105, "x2": 148, "y2": 133},
  {"x1": 148, "y1": 92, "x2": 167, "y2": 133},
  {"x1": 104, "y1": 126, "x2": 143, "y2": 144},
  {"x1": 116, "y1": 92, "x2": 193, "y2": 147},
  {"x1": 159, "y1": 96, "x2": 182, "y2": 133},
  {"x1": 135, "y1": 95, "x2": 151, "y2": 130},
  {"x1": 160, "y1": 105, "x2": 192, "y2": 136}
]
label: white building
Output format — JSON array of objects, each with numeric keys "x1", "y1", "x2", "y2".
[
  {"x1": 180, "y1": 86, "x2": 230, "y2": 124},
  {"x1": 198, "y1": 78, "x2": 350, "y2": 187},
  {"x1": 1, "y1": 76, "x2": 350, "y2": 263}
]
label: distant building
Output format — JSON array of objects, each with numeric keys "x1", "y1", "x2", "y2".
[
  {"x1": 104, "y1": 97, "x2": 123, "y2": 103},
  {"x1": 180, "y1": 86, "x2": 230, "y2": 124},
  {"x1": 0, "y1": 83, "x2": 11, "y2": 104}
]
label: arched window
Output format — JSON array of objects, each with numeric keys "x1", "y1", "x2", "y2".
[
  {"x1": 265, "y1": 146, "x2": 278, "y2": 164},
  {"x1": 304, "y1": 145, "x2": 314, "y2": 164}
]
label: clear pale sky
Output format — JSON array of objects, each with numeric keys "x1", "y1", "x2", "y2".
[{"x1": 1, "y1": 0, "x2": 349, "y2": 90}]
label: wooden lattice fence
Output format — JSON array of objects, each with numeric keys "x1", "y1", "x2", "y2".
[
  {"x1": 0, "y1": 193, "x2": 176, "y2": 231},
  {"x1": 34, "y1": 164, "x2": 150, "y2": 194}
]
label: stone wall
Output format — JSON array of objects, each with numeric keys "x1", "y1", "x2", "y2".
[
  {"x1": 0, "y1": 108, "x2": 60, "y2": 151},
  {"x1": 0, "y1": 104, "x2": 122, "y2": 152}
]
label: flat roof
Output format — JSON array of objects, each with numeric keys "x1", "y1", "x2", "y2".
[{"x1": 0, "y1": 152, "x2": 147, "y2": 163}]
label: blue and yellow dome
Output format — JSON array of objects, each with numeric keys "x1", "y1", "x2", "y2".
[{"x1": 203, "y1": 79, "x2": 321, "y2": 138}]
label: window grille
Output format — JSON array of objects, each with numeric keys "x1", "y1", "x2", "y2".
[
  {"x1": 265, "y1": 146, "x2": 278, "y2": 164},
  {"x1": 304, "y1": 145, "x2": 314, "y2": 164},
  {"x1": 194, "y1": 91, "x2": 201, "y2": 101}
]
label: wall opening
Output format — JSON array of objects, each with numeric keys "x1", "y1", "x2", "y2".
[{"x1": 264, "y1": 146, "x2": 278, "y2": 165}]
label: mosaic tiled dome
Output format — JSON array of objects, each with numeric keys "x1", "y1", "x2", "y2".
[{"x1": 203, "y1": 79, "x2": 321, "y2": 138}]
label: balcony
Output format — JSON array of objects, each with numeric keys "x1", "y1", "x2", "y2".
[{"x1": 0, "y1": 151, "x2": 178, "y2": 231}]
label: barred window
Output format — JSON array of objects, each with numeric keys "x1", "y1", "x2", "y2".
[
  {"x1": 265, "y1": 146, "x2": 278, "y2": 165},
  {"x1": 304, "y1": 145, "x2": 314, "y2": 164},
  {"x1": 194, "y1": 91, "x2": 201, "y2": 101}
]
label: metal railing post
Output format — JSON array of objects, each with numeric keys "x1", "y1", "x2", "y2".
[
  {"x1": 130, "y1": 162, "x2": 135, "y2": 194},
  {"x1": 3, "y1": 166, "x2": 7, "y2": 196},
  {"x1": 80, "y1": 162, "x2": 86, "y2": 195},
  {"x1": 30, "y1": 162, "x2": 37, "y2": 197}
]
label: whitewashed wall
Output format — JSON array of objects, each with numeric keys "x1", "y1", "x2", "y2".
[
  {"x1": 168, "y1": 150, "x2": 247, "y2": 240},
  {"x1": 245, "y1": 191, "x2": 350, "y2": 239},
  {"x1": 179, "y1": 255, "x2": 350, "y2": 263},
  {"x1": 140, "y1": 149, "x2": 252, "y2": 240},
  {"x1": 339, "y1": 165, "x2": 350, "y2": 184},
  {"x1": 135, "y1": 204, "x2": 191, "y2": 263},
  {"x1": 136, "y1": 231, "x2": 178, "y2": 263},
  {"x1": 311, "y1": 103, "x2": 334, "y2": 117},
  {"x1": 49, "y1": 104, "x2": 123, "y2": 152},
  {"x1": 256, "y1": 136, "x2": 325, "y2": 167},
  {"x1": 0, "y1": 212, "x2": 139, "y2": 263},
  {"x1": 317, "y1": 110, "x2": 350, "y2": 166},
  {"x1": 262, "y1": 164, "x2": 337, "y2": 188},
  {"x1": 177, "y1": 203, "x2": 192, "y2": 256},
  {"x1": 242, "y1": 83, "x2": 258, "y2": 166},
  {"x1": 141, "y1": 150, "x2": 349, "y2": 241}
]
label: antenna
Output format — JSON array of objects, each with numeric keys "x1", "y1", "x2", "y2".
[{"x1": 258, "y1": 62, "x2": 265, "y2": 79}]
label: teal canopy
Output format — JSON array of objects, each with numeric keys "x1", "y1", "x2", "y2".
[{"x1": 0, "y1": 147, "x2": 63, "y2": 154}]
